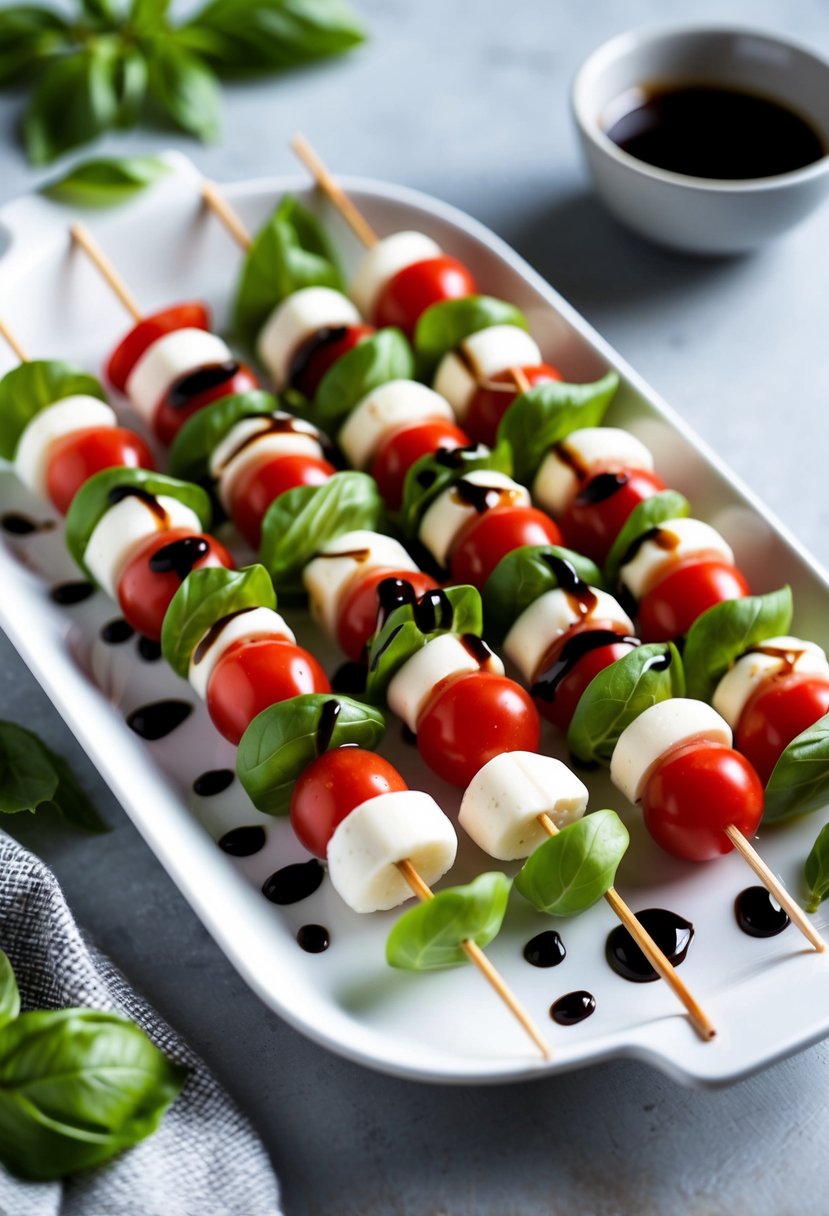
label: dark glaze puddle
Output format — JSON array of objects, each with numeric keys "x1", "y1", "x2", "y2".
[
  {"x1": 262, "y1": 859, "x2": 325, "y2": 905},
  {"x1": 193, "y1": 768, "x2": 235, "y2": 797},
  {"x1": 219, "y1": 826, "x2": 267, "y2": 857},
  {"x1": 550, "y1": 991, "x2": 595, "y2": 1026},
  {"x1": 101, "y1": 618, "x2": 135, "y2": 645},
  {"x1": 0, "y1": 512, "x2": 55, "y2": 536},
  {"x1": 297, "y1": 924, "x2": 330, "y2": 953},
  {"x1": 126, "y1": 699, "x2": 193, "y2": 741},
  {"x1": 137, "y1": 636, "x2": 162, "y2": 662},
  {"x1": 523, "y1": 930, "x2": 566, "y2": 968},
  {"x1": 50, "y1": 581, "x2": 95, "y2": 605},
  {"x1": 735, "y1": 887, "x2": 790, "y2": 938},
  {"x1": 606, "y1": 908, "x2": 694, "y2": 982}
]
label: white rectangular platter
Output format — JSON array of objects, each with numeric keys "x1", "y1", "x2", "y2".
[{"x1": 1, "y1": 152, "x2": 829, "y2": 1087}]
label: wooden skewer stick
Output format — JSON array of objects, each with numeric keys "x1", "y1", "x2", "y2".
[
  {"x1": 291, "y1": 134, "x2": 379, "y2": 249},
  {"x1": 201, "y1": 181, "x2": 253, "y2": 252},
  {"x1": 70, "y1": 223, "x2": 143, "y2": 322},
  {"x1": 724, "y1": 824, "x2": 825, "y2": 952},
  {"x1": 395, "y1": 857, "x2": 552, "y2": 1060},
  {"x1": 536, "y1": 812, "x2": 716, "y2": 1041},
  {"x1": 511, "y1": 366, "x2": 532, "y2": 394},
  {"x1": 0, "y1": 319, "x2": 28, "y2": 364}
]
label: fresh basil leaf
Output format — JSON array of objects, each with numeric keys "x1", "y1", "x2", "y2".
[
  {"x1": 237, "y1": 694, "x2": 386, "y2": 815},
  {"x1": 414, "y1": 296, "x2": 528, "y2": 379},
  {"x1": 65, "y1": 468, "x2": 212, "y2": 576},
  {"x1": 386, "y1": 872, "x2": 511, "y2": 970},
  {"x1": 312, "y1": 329, "x2": 413, "y2": 431},
  {"x1": 0, "y1": 723, "x2": 59, "y2": 816},
  {"x1": 162, "y1": 565, "x2": 275, "y2": 678},
  {"x1": 0, "y1": 6, "x2": 71, "y2": 86},
  {"x1": 603, "y1": 489, "x2": 691, "y2": 588},
  {"x1": 764, "y1": 713, "x2": 829, "y2": 824},
  {"x1": 24, "y1": 42, "x2": 120, "y2": 166},
  {"x1": 260, "y1": 470, "x2": 381, "y2": 594},
  {"x1": 44, "y1": 749, "x2": 108, "y2": 833},
  {"x1": 482, "y1": 544, "x2": 604, "y2": 648},
  {"x1": 79, "y1": 0, "x2": 117, "y2": 24},
  {"x1": 0, "y1": 951, "x2": 20, "y2": 1030},
  {"x1": 567, "y1": 643, "x2": 685, "y2": 767},
  {"x1": 398, "y1": 442, "x2": 512, "y2": 539},
  {"x1": 130, "y1": 0, "x2": 172, "y2": 32},
  {"x1": 498, "y1": 372, "x2": 620, "y2": 485},
  {"x1": 683, "y1": 587, "x2": 794, "y2": 703},
  {"x1": 113, "y1": 45, "x2": 149, "y2": 127},
  {"x1": 515, "y1": 810, "x2": 629, "y2": 916},
  {"x1": 234, "y1": 194, "x2": 343, "y2": 348},
  {"x1": 42, "y1": 154, "x2": 170, "y2": 207},
  {"x1": 146, "y1": 37, "x2": 220, "y2": 142},
  {"x1": 0, "y1": 361, "x2": 106, "y2": 462},
  {"x1": 167, "y1": 389, "x2": 278, "y2": 484},
  {"x1": 804, "y1": 823, "x2": 829, "y2": 913},
  {"x1": 0, "y1": 1008, "x2": 184, "y2": 1182}
]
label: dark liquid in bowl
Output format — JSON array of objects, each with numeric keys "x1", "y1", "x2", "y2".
[{"x1": 605, "y1": 84, "x2": 825, "y2": 179}]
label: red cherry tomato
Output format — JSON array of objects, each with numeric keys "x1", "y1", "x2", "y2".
[
  {"x1": 736, "y1": 672, "x2": 829, "y2": 784},
  {"x1": 46, "y1": 426, "x2": 154, "y2": 515},
  {"x1": 106, "y1": 303, "x2": 211, "y2": 393},
  {"x1": 290, "y1": 747, "x2": 408, "y2": 859},
  {"x1": 559, "y1": 467, "x2": 666, "y2": 565},
  {"x1": 374, "y1": 256, "x2": 477, "y2": 336},
  {"x1": 531, "y1": 623, "x2": 638, "y2": 730},
  {"x1": 228, "y1": 453, "x2": 336, "y2": 549},
  {"x1": 207, "y1": 638, "x2": 330, "y2": 746},
  {"x1": 465, "y1": 364, "x2": 563, "y2": 447},
  {"x1": 370, "y1": 419, "x2": 470, "y2": 509},
  {"x1": 154, "y1": 363, "x2": 258, "y2": 446},
  {"x1": 116, "y1": 527, "x2": 234, "y2": 641},
  {"x1": 337, "y1": 568, "x2": 438, "y2": 660},
  {"x1": 449, "y1": 506, "x2": 563, "y2": 589},
  {"x1": 416, "y1": 670, "x2": 540, "y2": 786},
  {"x1": 290, "y1": 324, "x2": 375, "y2": 399},
  {"x1": 641, "y1": 740, "x2": 764, "y2": 862},
  {"x1": 638, "y1": 558, "x2": 750, "y2": 642}
]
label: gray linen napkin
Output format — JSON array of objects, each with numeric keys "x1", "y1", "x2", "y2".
[{"x1": 0, "y1": 830, "x2": 282, "y2": 1216}]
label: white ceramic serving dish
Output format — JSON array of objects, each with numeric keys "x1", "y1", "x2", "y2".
[{"x1": 2, "y1": 153, "x2": 829, "y2": 1087}]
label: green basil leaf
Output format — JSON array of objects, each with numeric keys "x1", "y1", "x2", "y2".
[
  {"x1": 162, "y1": 564, "x2": 275, "y2": 678},
  {"x1": 65, "y1": 468, "x2": 212, "y2": 576},
  {"x1": 113, "y1": 44, "x2": 149, "y2": 127},
  {"x1": 233, "y1": 194, "x2": 343, "y2": 348},
  {"x1": 0, "y1": 6, "x2": 71, "y2": 86},
  {"x1": 515, "y1": 810, "x2": 629, "y2": 916},
  {"x1": 260, "y1": 470, "x2": 381, "y2": 594},
  {"x1": 398, "y1": 442, "x2": 512, "y2": 539},
  {"x1": 24, "y1": 42, "x2": 120, "y2": 166},
  {"x1": 764, "y1": 713, "x2": 829, "y2": 824},
  {"x1": 79, "y1": 0, "x2": 117, "y2": 24},
  {"x1": 567, "y1": 643, "x2": 685, "y2": 767},
  {"x1": 167, "y1": 389, "x2": 279, "y2": 484},
  {"x1": 0, "y1": 951, "x2": 20, "y2": 1030},
  {"x1": 603, "y1": 489, "x2": 691, "y2": 588},
  {"x1": 44, "y1": 749, "x2": 108, "y2": 833},
  {"x1": 42, "y1": 154, "x2": 170, "y2": 207},
  {"x1": 804, "y1": 823, "x2": 829, "y2": 913},
  {"x1": 0, "y1": 723, "x2": 59, "y2": 815},
  {"x1": 482, "y1": 544, "x2": 604, "y2": 648},
  {"x1": 146, "y1": 37, "x2": 220, "y2": 142},
  {"x1": 0, "y1": 1008, "x2": 184, "y2": 1182},
  {"x1": 0, "y1": 360, "x2": 107, "y2": 461},
  {"x1": 386, "y1": 872, "x2": 511, "y2": 970},
  {"x1": 498, "y1": 372, "x2": 620, "y2": 485},
  {"x1": 312, "y1": 329, "x2": 414, "y2": 430},
  {"x1": 413, "y1": 296, "x2": 528, "y2": 379},
  {"x1": 130, "y1": 0, "x2": 172, "y2": 33},
  {"x1": 683, "y1": 587, "x2": 794, "y2": 703},
  {"x1": 237, "y1": 693, "x2": 386, "y2": 815}
]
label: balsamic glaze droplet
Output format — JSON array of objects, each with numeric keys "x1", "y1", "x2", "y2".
[
  {"x1": 735, "y1": 886, "x2": 790, "y2": 938},
  {"x1": 50, "y1": 580, "x2": 95, "y2": 605},
  {"x1": 550, "y1": 990, "x2": 595, "y2": 1025},
  {"x1": 1, "y1": 512, "x2": 54, "y2": 535},
  {"x1": 606, "y1": 908, "x2": 694, "y2": 982},
  {"x1": 331, "y1": 661, "x2": 367, "y2": 696},
  {"x1": 288, "y1": 326, "x2": 348, "y2": 389},
  {"x1": 219, "y1": 825, "x2": 267, "y2": 856},
  {"x1": 376, "y1": 576, "x2": 417, "y2": 629},
  {"x1": 262, "y1": 858, "x2": 325, "y2": 905},
  {"x1": 523, "y1": 930, "x2": 566, "y2": 968},
  {"x1": 193, "y1": 768, "x2": 235, "y2": 797},
  {"x1": 532, "y1": 630, "x2": 638, "y2": 703},
  {"x1": 137, "y1": 636, "x2": 162, "y2": 662},
  {"x1": 315, "y1": 699, "x2": 341, "y2": 752},
  {"x1": 148, "y1": 535, "x2": 210, "y2": 579},
  {"x1": 297, "y1": 924, "x2": 330, "y2": 953},
  {"x1": 167, "y1": 360, "x2": 239, "y2": 409},
  {"x1": 101, "y1": 618, "x2": 135, "y2": 644},
  {"x1": 126, "y1": 699, "x2": 193, "y2": 740},
  {"x1": 107, "y1": 484, "x2": 168, "y2": 523},
  {"x1": 412, "y1": 588, "x2": 453, "y2": 633},
  {"x1": 576, "y1": 471, "x2": 629, "y2": 506}
]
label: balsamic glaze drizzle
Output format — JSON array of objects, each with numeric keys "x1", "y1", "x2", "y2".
[
  {"x1": 523, "y1": 930, "x2": 566, "y2": 968},
  {"x1": 606, "y1": 908, "x2": 693, "y2": 982},
  {"x1": 50, "y1": 581, "x2": 95, "y2": 605},
  {"x1": 219, "y1": 825, "x2": 267, "y2": 856},
  {"x1": 735, "y1": 887, "x2": 790, "y2": 938},
  {"x1": 148, "y1": 535, "x2": 209, "y2": 579},
  {"x1": 126, "y1": 699, "x2": 193, "y2": 740},
  {"x1": 297, "y1": 924, "x2": 330, "y2": 953},
  {"x1": 262, "y1": 859, "x2": 325, "y2": 905},
  {"x1": 100, "y1": 618, "x2": 135, "y2": 644},
  {"x1": 193, "y1": 768, "x2": 235, "y2": 796},
  {"x1": 550, "y1": 991, "x2": 595, "y2": 1025},
  {"x1": 137, "y1": 636, "x2": 162, "y2": 662},
  {"x1": 167, "y1": 361, "x2": 239, "y2": 409},
  {"x1": 1, "y1": 512, "x2": 55, "y2": 535}
]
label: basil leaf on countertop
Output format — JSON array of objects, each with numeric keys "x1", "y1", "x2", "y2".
[
  {"x1": 44, "y1": 749, "x2": 108, "y2": 833},
  {"x1": 0, "y1": 722, "x2": 107, "y2": 831},
  {"x1": 515, "y1": 810, "x2": 629, "y2": 916},
  {"x1": 312, "y1": 328, "x2": 414, "y2": 431},
  {"x1": 386, "y1": 873, "x2": 511, "y2": 970},
  {"x1": 0, "y1": 951, "x2": 20, "y2": 1030},
  {"x1": 683, "y1": 586, "x2": 794, "y2": 703},
  {"x1": 498, "y1": 372, "x2": 620, "y2": 486},
  {"x1": 146, "y1": 38, "x2": 221, "y2": 142},
  {"x1": 804, "y1": 823, "x2": 829, "y2": 913},
  {"x1": 42, "y1": 154, "x2": 171, "y2": 206},
  {"x1": 238, "y1": 694, "x2": 386, "y2": 815},
  {"x1": 764, "y1": 713, "x2": 829, "y2": 824},
  {"x1": 162, "y1": 564, "x2": 276, "y2": 679},
  {"x1": 24, "y1": 41, "x2": 120, "y2": 165},
  {"x1": 0, "y1": 360, "x2": 106, "y2": 461},
  {"x1": 567, "y1": 643, "x2": 685, "y2": 768},
  {"x1": 482, "y1": 544, "x2": 604, "y2": 648},
  {"x1": 0, "y1": 6, "x2": 71, "y2": 87},
  {"x1": 603, "y1": 489, "x2": 691, "y2": 589},
  {"x1": 413, "y1": 296, "x2": 528, "y2": 379},
  {"x1": 167, "y1": 389, "x2": 279, "y2": 485},
  {"x1": 398, "y1": 442, "x2": 512, "y2": 540}
]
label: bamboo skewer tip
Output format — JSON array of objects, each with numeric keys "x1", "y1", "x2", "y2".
[
  {"x1": 201, "y1": 181, "x2": 253, "y2": 252},
  {"x1": 725, "y1": 824, "x2": 826, "y2": 953},
  {"x1": 0, "y1": 319, "x2": 28, "y2": 364},
  {"x1": 70, "y1": 223, "x2": 143, "y2": 323},
  {"x1": 290, "y1": 134, "x2": 378, "y2": 249}
]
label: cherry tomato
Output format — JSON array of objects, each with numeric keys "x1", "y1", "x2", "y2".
[
  {"x1": 290, "y1": 324, "x2": 375, "y2": 399},
  {"x1": 290, "y1": 747, "x2": 408, "y2": 859},
  {"x1": 449, "y1": 506, "x2": 563, "y2": 588},
  {"x1": 736, "y1": 672, "x2": 829, "y2": 784},
  {"x1": 374, "y1": 256, "x2": 477, "y2": 336},
  {"x1": 337, "y1": 568, "x2": 438, "y2": 660},
  {"x1": 638, "y1": 558, "x2": 750, "y2": 642},
  {"x1": 370, "y1": 419, "x2": 470, "y2": 509},
  {"x1": 228, "y1": 453, "x2": 336, "y2": 549},
  {"x1": 559, "y1": 467, "x2": 666, "y2": 565},
  {"x1": 46, "y1": 426, "x2": 154, "y2": 515},
  {"x1": 465, "y1": 364, "x2": 563, "y2": 447},
  {"x1": 531, "y1": 623, "x2": 638, "y2": 730},
  {"x1": 207, "y1": 638, "x2": 330, "y2": 746},
  {"x1": 641, "y1": 740, "x2": 764, "y2": 862},
  {"x1": 417, "y1": 671, "x2": 540, "y2": 786},
  {"x1": 116, "y1": 527, "x2": 233, "y2": 641},
  {"x1": 154, "y1": 363, "x2": 258, "y2": 446},
  {"x1": 106, "y1": 303, "x2": 211, "y2": 393}
]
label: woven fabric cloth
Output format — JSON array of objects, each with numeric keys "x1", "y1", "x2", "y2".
[{"x1": 0, "y1": 831, "x2": 282, "y2": 1216}]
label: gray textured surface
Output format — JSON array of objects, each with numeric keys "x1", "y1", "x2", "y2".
[{"x1": 2, "y1": 1, "x2": 829, "y2": 1212}]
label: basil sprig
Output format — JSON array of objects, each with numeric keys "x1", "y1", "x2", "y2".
[
  {"x1": 413, "y1": 296, "x2": 528, "y2": 379},
  {"x1": 386, "y1": 873, "x2": 511, "y2": 970},
  {"x1": 567, "y1": 643, "x2": 685, "y2": 767},
  {"x1": 515, "y1": 810, "x2": 629, "y2": 916},
  {"x1": 398, "y1": 442, "x2": 512, "y2": 539},
  {"x1": 498, "y1": 372, "x2": 620, "y2": 486},
  {"x1": 311, "y1": 328, "x2": 414, "y2": 430},
  {"x1": 804, "y1": 823, "x2": 829, "y2": 913},
  {"x1": 683, "y1": 586, "x2": 794, "y2": 703},
  {"x1": 0, "y1": 360, "x2": 106, "y2": 460},
  {"x1": 237, "y1": 694, "x2": 386, "y2": 815},
  {"x1": 161, "y1": 564, "x2": 275, "y2": 679},
  {"x1": 0, "y1": 721, "x2": 106, "y2": 831},
  {"x1": 764, "y1": 713, "x2": 829, "y2": 824},
  {"x1": 603, "y1": 489, "x2": 690, "y2": 588},
  {"x1": 167, "y1": 389, "x2": 278, "y2": 485},
  {"x1": 482, "y1": 544, "x2": 603, "y2": 648},
  {"x1": 41, "y1": 154, "x2": 171, "y2": 205}
]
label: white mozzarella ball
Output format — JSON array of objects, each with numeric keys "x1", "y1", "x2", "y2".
[
  {"x1": 350, "y1": 231, "x2": 442, "y2": 318},
  {"x1": 256, "y1": 287, "x2": 359, "y2": 389},
  {"x1": 190, "y1": 607, "x2": 295, "y2": 700},
  {"x1": 619, "y1": 518, "x2": 735, "y2": 601},
  {"x1": 610, "y1": 699, "x2": 732, "y2": 805},
  {"x1": 713, "y1": 637, "x2": 829, "y2": 729},
  {"x1": 85, "y1": 494, "x2": 201, "y2": 599},
  {"x1": 14, "y1": 396, "x2": 116, "y2": 498},
  {"x1": 125, "y1": 329, "x2": 232, "y2": 424},
  {"x1": 303, "y1": 530, "x2": 418, "y2": 639},
  {"x1": 433, "y1": 325, "x2": 542, "y2": 421},
  {"x1": 503, "y1": 587, "x2": 634, "y2": 683},
  {"x1": 532, "y1": 427, "x2": 655, "y2": 517},
  {"x1": 211, "y1": 420, "x2": 326, "y2": 512},
  {"x1": 327, "y1": 789, "x2": 457, "y2": 913},
  {"x1": 338, "y1": 380, "x2": 453, "y2": 470},
  {"x1": 387, "y1": 633, "x2": 504, "y2": 733},
  {"x1": 418, "y1": 470, "x2": 530, "y2": 569}
]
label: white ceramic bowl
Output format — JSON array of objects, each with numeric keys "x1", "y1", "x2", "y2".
[{"x1": 572, "y1": 26, "x2": 829, "y2": 255}]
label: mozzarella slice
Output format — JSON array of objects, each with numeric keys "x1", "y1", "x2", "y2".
[
  {"x1": 126, "y1": 329, "x2": 232, "y2": 424},
  {"x1": 210, "y1": 416, "x2": 326, "y2": 512},
  {"x1": 15, "y1": 396, "x2": 116, "y2": 498},
  {"x1": 713, "y1": 636, "x2": 829, "y2": 729},
  {"x1": 433, "y1": 325, "x2": 543, "y2": 422},
  {"x1": 418, "y1": 470, "x2": 530, "y2": 569},
  {"x1": 303, "y1": 530, "x2": 419, "y2": 639},
  {"x1": 611, "y1": 699, "x2": 732, "y2": 805},
  {"x1": 388, "y1": 633, "x2": 504, "y2": 733},
  {"x1": 85, "y1": 494, "x2": 201, "y2": 599},
  {"x1": 350, "y1": 231, "x2": 442, "y2": 318},
  {"x1": 532, "y1": 427, "x2": 655, "y2": 517},
  {"x1": 327, "y1": 789, "x2": 457, "y2": 913},
  {"x1": 338, "y1": 380, "x2": 453, "y2": 470},
  {"x1": 256, "y1": 287, "x2": 360, "y2": 390},
  {"x1": 190, "y1": 607, "x2": 295, "y2": 700},
  {"x1": 459, "y1": 751, "x2": 589, "y2": 860},
  {"x1": 503, "y1": 586, "x2": 634, "y2": 683},
  {"x1": 619, "y1": 517, "x2": 735, "y2": 601}
]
